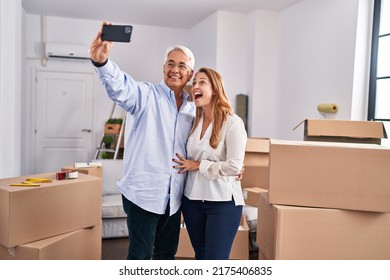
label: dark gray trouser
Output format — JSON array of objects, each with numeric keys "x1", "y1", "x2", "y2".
[{"x1": 122, "y1": 195, "x2": 181, "y2": 260}]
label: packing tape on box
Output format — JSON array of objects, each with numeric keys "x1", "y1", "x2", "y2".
[
  {"x1": 317, "y1": 103, "x2": 338, "y2": 113},
  {"x1": 56, "y1": 170, "x2": 78, "y2": 180}
]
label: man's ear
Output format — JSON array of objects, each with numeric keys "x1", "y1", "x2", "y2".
[{"x1": 188, "y1": 69, "x2": 194, "y2": 82}]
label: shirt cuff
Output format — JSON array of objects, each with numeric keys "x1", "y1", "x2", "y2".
[{"x1": 91, "y1": 58, "x2": 108, "y2": 67}]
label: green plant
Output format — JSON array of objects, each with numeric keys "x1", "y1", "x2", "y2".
[
  {"x1": 102, "y1": 135, "x2": 114, "y2": 144},
  {"x1": 101, "y1": 151, "x2": 108, "y2": 159},
  {"x1": 106, "y1": 118, "x2": 123, "y2": 124},
  {"x1": 102, "y1": 135, "x2": 114, "y2": 149}
]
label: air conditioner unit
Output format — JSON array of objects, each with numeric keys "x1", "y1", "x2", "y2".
[{"x1": 44, "y1": 42, "x2": 90, "y2": 60}]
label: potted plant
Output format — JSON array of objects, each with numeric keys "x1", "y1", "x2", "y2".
[
  {"x1": 101, "y1": 151, "x2": 108, "y2": 159},
  {"x1": 106, "y1": 118, "x2": 123, "y2": 124},
  {"x1": 102, "y1": 135, "x2": 114, "y2": 149}
]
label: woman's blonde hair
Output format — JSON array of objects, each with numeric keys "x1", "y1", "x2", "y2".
[{"x1": 191, "y1": 67, "x2": 234, "y2": 149}]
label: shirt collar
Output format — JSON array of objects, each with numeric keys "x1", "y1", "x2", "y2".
[{"x1": 159, "y1": 81, "x2": 190, "y2": 101}]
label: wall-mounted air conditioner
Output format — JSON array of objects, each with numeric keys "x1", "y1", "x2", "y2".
[{"x1": 44, "y1": 42, "x2": 90, "y2": 60}]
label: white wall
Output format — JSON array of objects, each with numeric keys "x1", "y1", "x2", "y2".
[
  {"x1": 215, "y1": 11, "x2": 248, "y2": 117},
  {"x1": 275, "y1": 0, "x2": 361, "y2": 140},
  {"x1": 245, "y1": 10, "x2": 279, "y2": 138},
  {"x1": 0, "y1": 0, "x2": 22, "y2": 178},
  {"x1": 4, "y1": 0, "x2": 372, "y2": 176},
  {"x1": 190, "y1": 13, "x2": 218, "y2": 70}
]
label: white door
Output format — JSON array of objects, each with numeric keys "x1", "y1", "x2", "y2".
[{"x1": 35, "y1": 70, "x2": 94, "y2": 173}]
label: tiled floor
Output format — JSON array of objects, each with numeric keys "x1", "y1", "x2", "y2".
[{"x1": 101, "y1": 238, "x2": 258, "y2": 260}]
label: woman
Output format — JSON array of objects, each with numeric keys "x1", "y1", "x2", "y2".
[{"x1": 173, "y1": 67, "x2": 247, "y2": 260}]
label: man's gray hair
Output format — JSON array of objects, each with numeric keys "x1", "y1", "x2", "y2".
[{"x1": 164, "y1": 45, "x2": 195, "y2": 70}]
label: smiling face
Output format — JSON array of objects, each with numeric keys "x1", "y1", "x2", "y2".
[
  {"x1": 163, "y1": 50, "x2": 193, "y2": 95},
  {"x1": 191, "y1": 72, "x2": 216, "y2": 110}
]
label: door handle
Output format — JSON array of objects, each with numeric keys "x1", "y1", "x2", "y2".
[{"x1": 81, "y1": 129, "x2": 92, "y2": 133}]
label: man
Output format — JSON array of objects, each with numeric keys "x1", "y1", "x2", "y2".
[{"x1": 90, "y1": 22, "x2": 195, "y2": 260}]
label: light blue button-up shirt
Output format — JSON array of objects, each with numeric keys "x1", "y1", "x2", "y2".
[{"x1": 94, "y1": 60, "x2": 195, "y2": 215}]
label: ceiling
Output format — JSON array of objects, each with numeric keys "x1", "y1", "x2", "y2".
[{"x1": 22, "y1": 0, "x2": 302, "y2": 29}]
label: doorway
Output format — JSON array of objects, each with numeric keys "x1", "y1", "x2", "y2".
[{"x1": 34, "y1": 69, "x2": 94, "y2": 173}]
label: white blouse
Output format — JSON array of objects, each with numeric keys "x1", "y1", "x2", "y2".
[{"x1": 184, "y1": 114, "x2": 247, "y2": 205}]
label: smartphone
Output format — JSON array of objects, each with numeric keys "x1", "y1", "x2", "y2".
[{"x1": 101, "y1": 25, "x2": 133, "y2": 42}]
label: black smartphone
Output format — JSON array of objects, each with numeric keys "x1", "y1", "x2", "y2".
[{"x1": 101, "y1": 25, "x2": 133, "y2": 42}]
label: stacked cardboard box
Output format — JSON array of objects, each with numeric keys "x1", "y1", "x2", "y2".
[
  {"x1": 242, "y1": 120, "x2": 390, "y2": 259},
  {"x1": 295, "y1": 119, "x2": 387, "y2": 144},
  {"x1": 268, "y1": 139, "x2": 390, "y2": 212},
  {"x1": 257, "y1": 138, "x2": 390, "y2": 259},
  {"x1": 257, "y1": 188, "x2": 390, "y2": 260},
  {"x1": 243, "y1": 187, "x2": 265, "y2": 207},
  {"x1": 0, "y1": 172, "x2": 102, "y2": 260},
  {"x1": 241, "y1": 138, "x2": 270, "y2": 190},
  {"x1": 0, "y1": 224, "x2": 102, "y2": 260},
  {"x1": 240, "y1": 139, "x2": 270, "y2": 255}
]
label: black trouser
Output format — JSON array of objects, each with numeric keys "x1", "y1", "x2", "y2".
[{"x1": 122, "y1": 195, "x2": 181, "y2": 260}]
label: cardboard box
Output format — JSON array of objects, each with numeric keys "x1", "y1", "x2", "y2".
[
  {"x1": 61, "y1": 164, "x2": 103, "y2": 178},
  {"x1": 257, "y1": 189, "x2": 390, "y2": 260},
  {"x1": 243, "y1": 187, "x2": 264, "y2": 207},
  {"x1": 258, "y1": 248, "x2": 267, "y2": 260},
  {"x1": 268, "y1": 139, "x2": 390, "y2": 212},
  {"x1": 0, "y1": 173, "x2": 102, "y2": 248},
  {"x1": 294, "y1": 119, "x2": 387, "y2": 144},
  {"x1": 241, "y1": 138, "x2": 269, "y2": 190},
  {"x1": 176, "y1": 225, "x2": 193, "y2": 260},
  {"x1": 0, "y1": 223, "x2": 102, "y2": 260},
  {"x1": 177, "y1": 215, "x2": 249, "y2": 260}
]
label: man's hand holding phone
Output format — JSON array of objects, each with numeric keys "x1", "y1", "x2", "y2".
[
  {"x1": 90, "y1": 22, "x2": 133, "y2": 64},
  {"x1": 90, "y1": 22, "x2": 112, "y2": 64}
]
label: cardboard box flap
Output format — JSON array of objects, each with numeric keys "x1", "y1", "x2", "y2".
[
  {"x1": 294, "y1": 119, "x2": 387, "y2": 139},
  {"x1": 245, "y1": 138, "x2": 270, "y2": 153}
]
